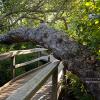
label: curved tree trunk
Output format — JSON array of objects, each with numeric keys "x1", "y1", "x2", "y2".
[{"x1": 0, "y1": 25, "x2": 100, "y2": 99}]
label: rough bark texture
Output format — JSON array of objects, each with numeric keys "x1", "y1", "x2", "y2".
[{"x1": 0, "y1": 24, "x2": 100, "y2": 99}]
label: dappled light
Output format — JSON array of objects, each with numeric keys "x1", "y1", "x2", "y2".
[{"x1": 0, "y1": 0, "x2": 100, "y2": 100}]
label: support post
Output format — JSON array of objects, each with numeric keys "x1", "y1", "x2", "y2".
[
  {"x1": 63, "y1": 66, "x2": 66, "y2": 85},
  {"x1": 52, "y1": 66, "x2": 58, "y2": 100},
  {"x1": 48, "y1": 56, "x2": 50, "y2": 62},
  {"x1": 38, "y1": 52, "x2": 41, "y2": 67},
  {"x1": 11, "y1": 56, "x2": 16, "y2": 78}
]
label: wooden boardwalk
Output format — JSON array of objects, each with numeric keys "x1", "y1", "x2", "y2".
[
  {"x1": 0, "y1": 63, "x2": 49, "y2": 100},
  {"x1": 0, "y1": 62, "x2": 63, "y2": 100},
  {"x1": 0, "y1": 48, "x2": 64, "y2": 100},
  {"x1": 0, "y1": 48, "x2": 63, "y2": 100}
]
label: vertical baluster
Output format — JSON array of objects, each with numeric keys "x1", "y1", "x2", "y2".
[
  {"x1": 63, "y1": 66, "x2": 66, "y2": 85},
  {"x1": 11, "y1": 56, "x2": 16, "y2": 78},
  {"x1": 48, "y1": 55, "x2": 50, "y2": 62},
  {"x1": 38, "y1": 52, "x2": 41, "y2": 67},
  {"x1": 52, "y1": 66, "x2": 58, "y2": 100}
]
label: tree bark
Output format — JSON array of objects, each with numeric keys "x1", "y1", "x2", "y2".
[{"x1": 0, "y1": 24, "x2": 100, "y2": 99}]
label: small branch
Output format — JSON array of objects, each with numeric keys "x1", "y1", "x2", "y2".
[
  {"x1": 0, "y1": 15, "x2": 42, "y2": 29},
  {"x1": 0, "y1": 8, "x2": 67, "y2": 20},
  {"x1": 92, "y1": 0, "x2": 96, "y2": 6}
]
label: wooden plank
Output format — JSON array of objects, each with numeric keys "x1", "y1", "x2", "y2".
[
  {"x1": 57, "y1": 62, "x2": 64, "y2": 99},
  {"x1": 0, "y1": 62, "x2": 50, "y2": 91},
  {"x1": 12, "y1": 48, "x2": 48, "y2": 56},
  {"x1": 15, "y1": 56, "x2": 49, "y2": 68},
  {"x1": 37, "y1": 52, "x2": 41, "y2": 67},
  {"x1": 6, "y1": 60, "x2": 60, "y2": 100},
  {"x1": 12, "y1": 62, "x2": 51, "y2": 82},
  {"x1": 0, "y1": 48, "x2": 47, "y2": 61},
  {"x1": 0, "y1": 52, "x2": 13, "y2": 61}
]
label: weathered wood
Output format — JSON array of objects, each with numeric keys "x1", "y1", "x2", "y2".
[
  {"x1": 12, "y1": 56, "x2": 16, "y2": 78},
  {"x1": 63, "y1": 66, "x2": 67, "y2": 85},
  {"x1": 57, "y1": 62, "x2": 64, "y2": 98},
  {"x1": 0, "y1": 52, "x2": 13, "y2": 61},
  {"x1": 37, "y1": 52, "x2": 41, "y2": 67},
  {"x1": 48, "y1": 56, "x2": 50, "y2": 62},
  {"x1": 0, "y1": 48, "x2": 47, "y2": 61},
  {"x1": 52, "y1": 65, "x2": 58, "y2": 100},
  {"x1": 6, "y1": 60, "x2": 60, "y2": 100},
  {"x1": 15, "y1": 56, "x2": 49, "y2": 68},
  {"x1": 13, "y1": 62, "x2": 51, "y2": 82},
  {"x1": 0, "y1": 62, "x2": 50, "y2": 92}
]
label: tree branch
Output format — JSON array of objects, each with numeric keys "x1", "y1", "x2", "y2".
[
  {"x1": 0, "y1": 9, "x2": 66, "y2": 20},
  {"x1": 0, "y1": 25, "x2": 79, "y2": 60},
  {"x1": 0, "y1": 15, "x2": 42, "y2": 29},
  {"x1": 0, "y1": 25, "x2": 100, "y2": 99}
]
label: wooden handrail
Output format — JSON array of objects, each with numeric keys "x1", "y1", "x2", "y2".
[
  {"x1": 0, "y1": 48, "x2": 65, "y2": 100},
  {"x1": 6, "y1": 61, "x2": 60, "y2": 100},
  {"x1": 0, "y1": 62, "x2": 50, "y2": 91},
  {"x1": 0, "y1": 48, "x2": 48, "y2": 78},
  {"x1": 15, "y1": 56, "x2": 49, "y2": 68},
  {"x1": 0, "y1": 48, "x2": 47, "y2": 61}
]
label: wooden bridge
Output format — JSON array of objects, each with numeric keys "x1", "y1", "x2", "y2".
[{"x1": 0, "y1": 47, "x2": 65, "y2": 100}]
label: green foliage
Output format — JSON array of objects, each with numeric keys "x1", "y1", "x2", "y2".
[
  {"x1": 45, "y1": 0, "x2": 100, "y2": 53},
  {"x1": 0, "y1": 40, "x2": 40, "y2": 86},
  {"x1": 66, "y1": 72, "x2": 94, "y2": 100},
  {"x1": 0, "y1": 51, "x2": 42, "y2": 86},
  {"x1": 0, "y1": 42, "x2": 35, "y2": 53},
  {"x1": 0, "y1": 59, "x2": 12, "y2": 86},
  {"x1": 65, "y1": 0, "x2": 100, "y2": 52},
  {"x1": 1, "y1": 0, "x2": 99, "y2": 52}
]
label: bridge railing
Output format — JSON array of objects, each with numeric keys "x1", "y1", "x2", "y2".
[
  {"x1": 6, "y1": 60, "x2": 60, "y2": 100},
  {"x1": 0, "y1": 48, "x2": 65, "y2": 100},
  {"x1": 0, "y1": 48, "x2": 49, "y2": 78}
]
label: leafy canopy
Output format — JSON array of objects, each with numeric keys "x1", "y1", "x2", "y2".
[{"x1": 0, "y1": 0, "x2": 100, "y2": 53}]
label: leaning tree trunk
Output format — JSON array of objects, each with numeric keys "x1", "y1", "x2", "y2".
[{"x1": 0, "y1": 24, "x2": 100, "y2": 100}]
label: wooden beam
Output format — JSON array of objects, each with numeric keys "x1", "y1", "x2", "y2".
[
  {"x1": 0, "y1": 62, "x2": 50, "y2": 91},
  {"x1": 15, "y1": 56, "x2": 49, "y2": 68},
  {"x1": 57, "y1": 62, "x2": 64, "y2": 99},
  {"x1": 0, "y1": 48, "x2": 47, "y2": 61}
]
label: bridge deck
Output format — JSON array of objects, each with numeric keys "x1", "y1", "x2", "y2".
[
  {"x1": 0, "y1": 63, "x2": 50, "y2": 100},
  {"x1": 0, "y1": 61, "x2": 63, "y2": 100}
]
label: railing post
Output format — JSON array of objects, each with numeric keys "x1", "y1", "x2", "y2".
[
  {"x1": 52, "y1": 66, "x2": 58, "y2": 100},
  {"x1": 63, "y1": 66, "x2": 66, "y2": 85},
  {"x1": 11, "y1": 56, "x2": 16, "y2": 78},
  {"x1": 48, "y1": 56, "x2": 50, "y2": 62},
  {"x1": 38, "y1": 52, "x2": 41, "y2": 67}
]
